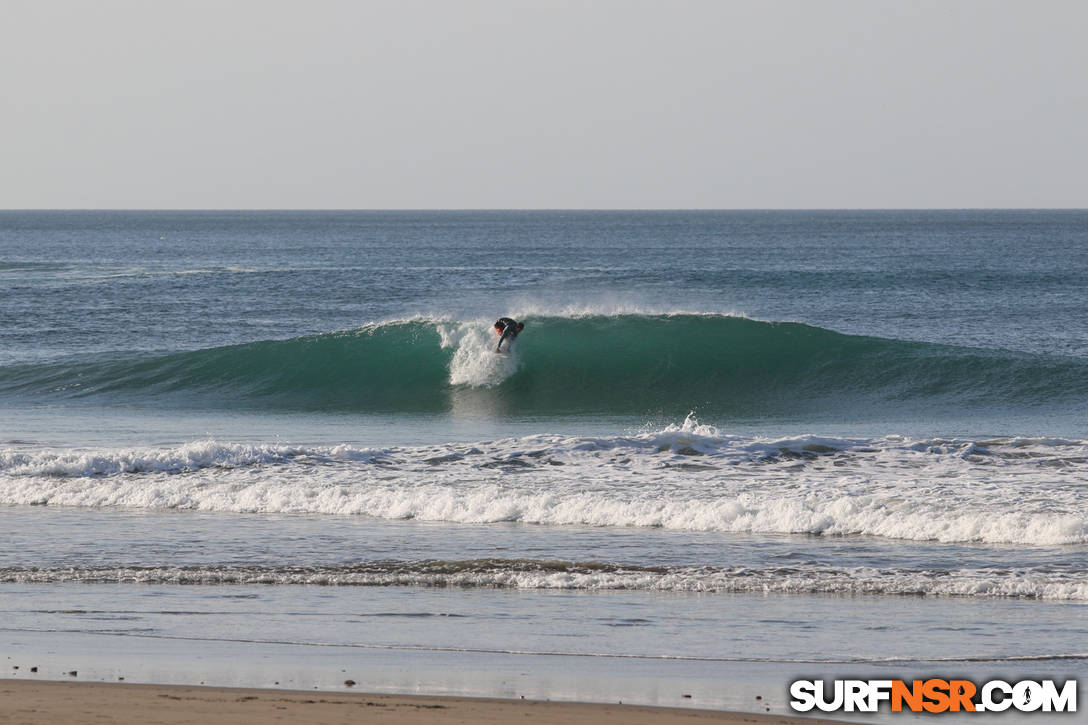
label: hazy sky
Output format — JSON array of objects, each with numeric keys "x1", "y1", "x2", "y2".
[{"x1": 3, "y1": 0, "x2": 1086, "y2": 208}]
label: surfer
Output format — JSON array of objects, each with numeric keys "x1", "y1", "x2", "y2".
[{"x1": 494, "y1": 317, "x2": 524, "y2": 352}]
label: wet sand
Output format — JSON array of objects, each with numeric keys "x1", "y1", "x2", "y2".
[{"x1": 0, "y1": 680, "x2": 852, "y2": 724}]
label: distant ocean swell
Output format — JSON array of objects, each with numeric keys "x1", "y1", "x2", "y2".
[
  {"x1": 3, "y1": 431, "x2": 1086, "y2": 546},
  {"x1": 2, "y1": 561, "x2": 1085, "y2": 600},
  {"x1": 1, "y1": 314, "x2": 1085, "y2": 415}
]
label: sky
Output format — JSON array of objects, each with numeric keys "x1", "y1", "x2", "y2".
[{"x1": 2, "y1": 0, "x2": 1086, "y2": 209}]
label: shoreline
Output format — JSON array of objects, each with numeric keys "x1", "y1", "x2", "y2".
[{"x1": 0, "y1": 679, "x2": 853, "y2": 724}]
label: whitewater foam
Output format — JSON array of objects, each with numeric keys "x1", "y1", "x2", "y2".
[
  {"x1": 2, "y1": 561, "x2": 1084, "y2": 600},
  {"x1": 3, "y1": 427, "x2": 1087, "y2": 546},
  {"x1": 439, "y1": 322, "x2": 520, "y2": 387}
]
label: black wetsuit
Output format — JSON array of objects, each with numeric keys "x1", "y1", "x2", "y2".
[{"x1": 495, "y1": 317, "x2": 520, "y2": 351}]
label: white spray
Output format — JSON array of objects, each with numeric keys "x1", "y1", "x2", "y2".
[{"x1": 439, "y1": 322, "x2": 520, "y2": 387}]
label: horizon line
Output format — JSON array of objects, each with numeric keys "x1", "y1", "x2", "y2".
[{"x1": 2, "y1": 207, "x2": 1086, "y2": 213}]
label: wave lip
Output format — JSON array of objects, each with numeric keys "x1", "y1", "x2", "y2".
[{"x1": 2, "y1": 314, "x2": 1086, "y2": 415}]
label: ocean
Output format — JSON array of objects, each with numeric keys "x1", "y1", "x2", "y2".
[{"x1": 1, "y1": 210, "x2": 1085, "y2": 720}]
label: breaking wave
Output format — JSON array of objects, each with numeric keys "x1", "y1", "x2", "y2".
[
  {"x1": 2, "y1": 560, "x2": 1085, "y2": 600},
  {"x1": 1, "y1": 314, "x2": 1086, "y2": 416}
]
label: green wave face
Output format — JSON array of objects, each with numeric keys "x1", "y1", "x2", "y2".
[
  {"x1": 506, "y1": 315, "x2": 1087, "y2": 416},
  {"x1": 1, "y1": 324, "x2": 452, "y2": 412},
  {"x1": 3, "y1": 315, "x2": 1086, "y2": 417}
]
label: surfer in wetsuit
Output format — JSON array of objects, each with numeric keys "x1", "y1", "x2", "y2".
[{"x1": 494, "y1": 317, "x2": 524, "y2": 352}]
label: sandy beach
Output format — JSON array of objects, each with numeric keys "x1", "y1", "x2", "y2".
[{"x1": 0, "y1": 680, "x2": 854, "y2": 725}]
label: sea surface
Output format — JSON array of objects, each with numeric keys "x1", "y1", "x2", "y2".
[{"x1": 1, "y1": 211, "x2": 1086, "y2": 720}]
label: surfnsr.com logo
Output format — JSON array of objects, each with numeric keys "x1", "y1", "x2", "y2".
[{"x1": 790, "y1": 679, "x2": 1077, "y2": 714}]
